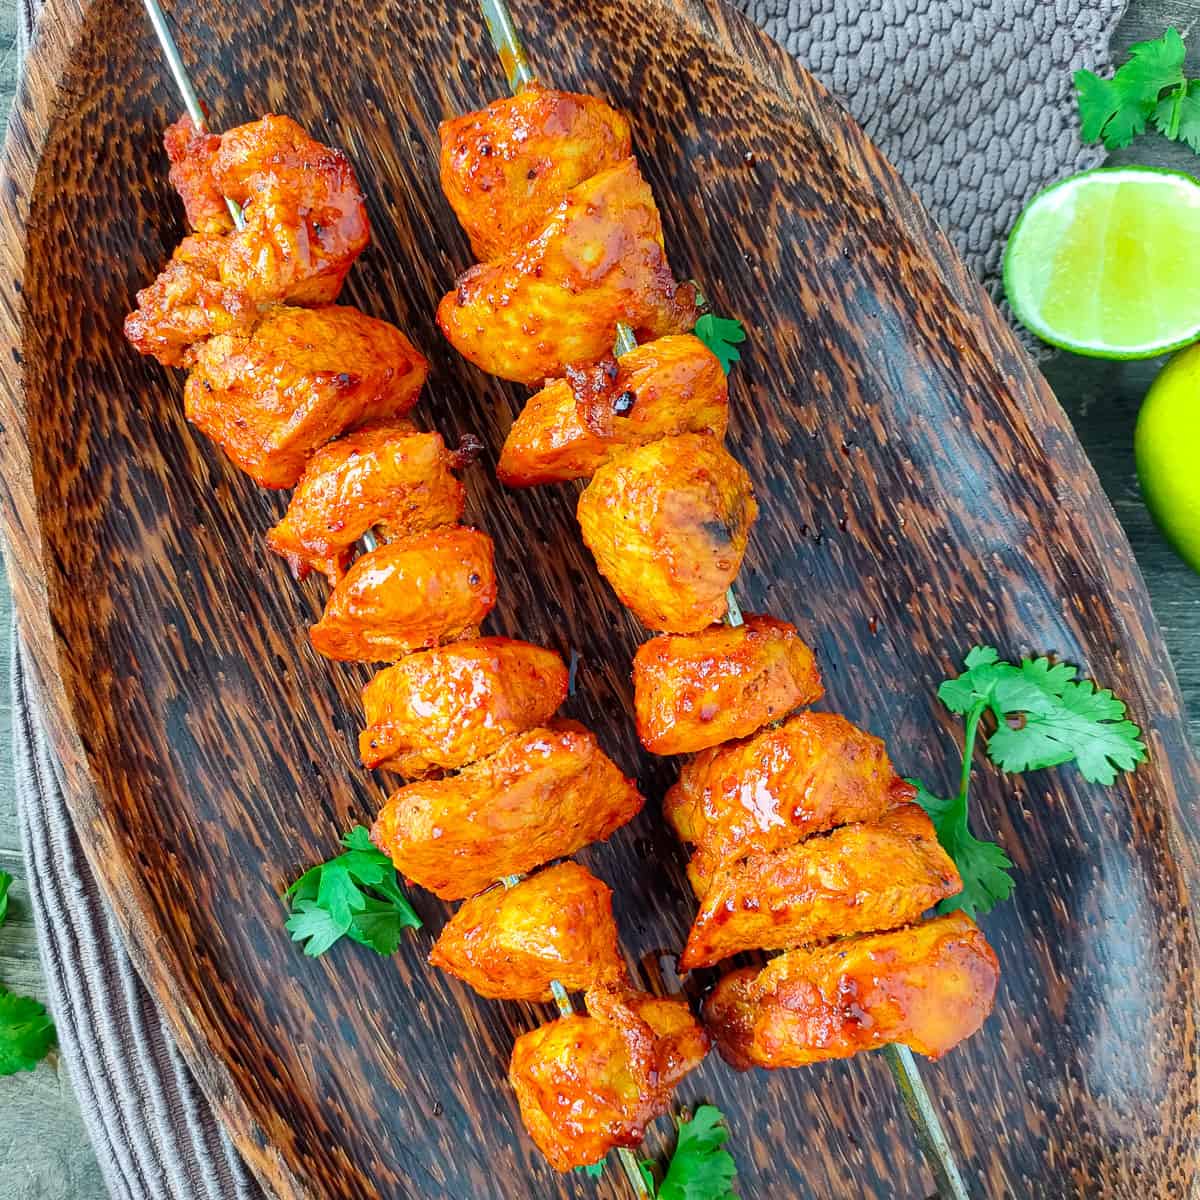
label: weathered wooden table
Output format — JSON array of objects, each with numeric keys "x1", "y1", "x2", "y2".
[{"x1": 0, "y1": 2, "x2": 1195, "y2": 1197}]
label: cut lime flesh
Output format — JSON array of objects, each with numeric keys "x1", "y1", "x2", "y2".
[{"x1": 1004, "y1": 167, "x2": 1200, "y2": 360}]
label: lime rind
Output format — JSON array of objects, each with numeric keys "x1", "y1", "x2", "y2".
[{"x1": 1004, "y1": 166, "x2": 1200, "y2": 360}]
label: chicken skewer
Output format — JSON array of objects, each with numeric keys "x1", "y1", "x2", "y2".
[
  {"x1": 135, "y1": 5, "x2": 692, "y2": 1193},
  {"x1": 459, "y1": 3, "x2": 975, "y2": 1196}
]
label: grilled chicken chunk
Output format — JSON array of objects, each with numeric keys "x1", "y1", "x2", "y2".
[
  {"x1": 359, "y1": 638, "x2": 568, "y2": 776},
  {"x1": 310, "y1": 528, "x2": 496, "y2": 663},
  {"x1": 497, "y1": 334, "x2": 728, "y2": 486},
  {"x1": 164, "y1": 116, "x2": 233, "y2": 235},
  {"x1": 267, "y1": 425, "x2": 463, "y2": 583},
  {"x1": 633, "y1": 614, "x2": 823, "y2": 755},
  {"x1": 184, "y1": 305, "x2": 427, "y2": 489},
  {"x1": 212, "y1": 114, "x2": 370, "y2": 305},
  {"x1": 370, "y1": 723, "x2": 643, "y2": 899},
  {"x1": 577, "y1": 432, "x2": 756, "y2": 632},
  {"x1": 704, "y1": 913, "x2": 999, "y2": 1068},
  {"x1": 665, "y1": 711, "x2": 914, "y2": 894},
  {"x1": 679, "y1": 803, "x2": 962, "y2": 970},
  {"x1": 429, "y1": 862, "x2": 627, "y2": 1002},
  {"x1": 439, "y1": 84, "x2": 632, "y2": 262},
  {"x1": 438, "y1": 158, "x2": 699, "y2": 385},
  {"x1": 509, "y1": 983, "x2": 708, "y2": 1171},
  {"x1": 124, "y1": 234, "x2": 258, "y2": 367}
]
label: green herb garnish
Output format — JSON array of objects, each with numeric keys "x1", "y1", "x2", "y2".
[
  {"x1": 284, "y1": 826, "x2": 421, "y2": 957},
  {"x1": 0, "y1": 872, "x2": 57, "y2": 1075},
  {"x1": 639, "y1": 1105, "x2": 739, "y2": 1199},
  {"x1": 694, "y1": 314, "x2": 746, "y2": 374},
  {"x1": 1076, "y1": 27, "x2": 1200, "y2": 152},
  {"x1": 914, "y1": 646, "x2": 1146, "y2": 917}
]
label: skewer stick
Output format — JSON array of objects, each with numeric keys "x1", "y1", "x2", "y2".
[{"x1": 482, "y1": 6, "x2": 972, "y2": 1198}]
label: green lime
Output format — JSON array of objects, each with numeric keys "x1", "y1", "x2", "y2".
[
  {"x1": 1136, "y1": 343, "x2": 1200, "y2": 574},
  {"x1": 1004, "y1": 167, "x2": 1200, "y2": 359}
]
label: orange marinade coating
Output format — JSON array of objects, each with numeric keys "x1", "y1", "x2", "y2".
[
  {"x1": 164, "y1": 116, "x2": 234, "y2": 235},
  {"x1": 429, "y1": 862, "x2": 627, "y2": 1002},
  {"x1": 704, "y1": 912, "x2": 1000, "y2": 1068},
  {"x1": 509, "y1": 983, "x2": 708, "y2": 1171},
  {"x1": 212, "y1": 114, "x2": 370, "y2": 305},
  {"x1": 370, "y1": 723, "x2": 643, "y2": 900},
  {"x1": 497, "y1": 334, "x2": 729, "y2": 487},
  {"x1": 359, "y1": 637, "x2": 569, "y2": 776},
  {"x1": 576, "y1": 432, "x2": 757, "y2": 633},
  {"x1": 678, "y1": 803, "x2": 963, "y2": 970},
  {"x1": 633, "y1": 614, "x2": 824, "y2": 756},
  {"x1": 439, "y1": 83, "x2": 632, "y2": 262},
  {"x1": 310, "y1": 528, "x2": 496, "y2": 663},
  {"x1": 665, "y1": 710, "x2": 915, "y2": 894},
  {"x1": 437, "y1": 158, "x2": 699, "y2": 385},
  {"x1": 266, "y1": 425, "x2": 464, "y2": 583},
  {"x1": 184, "y1": 305, "x2": 428, "y2": 489},
  {"x1": 124, "y1": 234, "x2": 258, "y2": 367}
]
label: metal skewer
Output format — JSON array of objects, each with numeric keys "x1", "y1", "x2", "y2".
[{"x1": 486, "y1": 6, "x2": 971, "y2": 1199}]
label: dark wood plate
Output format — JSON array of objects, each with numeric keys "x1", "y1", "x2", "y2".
[{"x1": 2, "y1": 0, "x2": 1198, "y2": 1196}]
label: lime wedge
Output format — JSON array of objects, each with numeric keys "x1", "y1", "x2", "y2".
[{"x1": 1004, "y1": 167, "x2": 1200, "y2": 359}]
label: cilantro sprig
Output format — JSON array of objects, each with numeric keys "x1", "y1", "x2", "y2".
[
  {"x1": 284, "y1": 826, "x2": 421, "y2": 957},
  {"x1": 638, "y1": 1105, "x2": 739, "y2": 1199},
  {"x1": 914, "y1": 647, "x2": 1147, "y2": 917},
  {"x1": 0, "y1": 871, "x2": 58, "y2": 1075},
  {"x1": 694, "y1": 314, "x2": 746, "y2": 374},
  {"x1": 1076, "y1": 27, "x2": 1200, "y2": 152}
]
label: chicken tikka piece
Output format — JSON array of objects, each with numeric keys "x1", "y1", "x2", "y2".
[
  {"x1": 184, "y1": 305, "x2": 428, "y2": 489},
  {"x1": 509, "y1": 983, "x2": 709, "y2": 1171},
  {"x1": 497, "y1": 333, "x2": 728, "y2": 487},
  {"x1": 577, "y1": 431, "x2": 757, "y2": 633},
  {"x1": 665, "y1": 711, "x2": 915, "y2": 894},
  {"x1": 679, "y1": 803, "x2": 962, "y2": 970},
  {"x1": 439, "y1": 83, "x2": 632, "y2": 262},
  {"x1": 267, "y1": 424, "x2": 464, "y2": 583},
  {"x1": 633, "y1": 614, "x2": 823, "y2": 755},
  {"x1": 429, "y1": 862, "x2": 627, "y2": 1002},
  {"x1": 437, "y1": 158, "x2": 699, "y2": 385},
  {"x1": 359, "y1": 637, "x2": 568, "y2": 777},
  {"x1": 704, "y1": 913, "x2": 999, "y2": 1068},
  {"x1": 310, "y1": 527, "x2": 496, "y2": 663},
  {"x1": 370, "y1": 722, "x2": 642, "y2": 900}
]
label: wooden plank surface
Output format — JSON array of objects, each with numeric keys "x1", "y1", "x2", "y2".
[{"x1": 0, "y1": 0, "x2": 1194, "y2": 1197}]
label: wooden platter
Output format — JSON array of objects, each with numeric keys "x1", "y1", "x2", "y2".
[{"x1": 1, "y1": 0, "x2": 1198, "y2": 1196}]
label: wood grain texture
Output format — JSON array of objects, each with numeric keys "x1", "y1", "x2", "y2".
[{"x1": 0, "y1": 1, "x2": 1198, "y2": 1197}]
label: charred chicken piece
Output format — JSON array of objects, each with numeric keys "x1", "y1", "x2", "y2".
[
  {"x1": 439, "y1": 83, "x2": 632, "y2": 261},
  {"x1": 429, "y1": 862, "x2": 627, "y2": 1002},
  {"x1": 310, "y1": 528, "x2": 496, "y2": 663},
  {"x1": 124, "y1": 234, "x2": 258, "y2": 368},
  {"x1": 437, "y1": 158, "x2": 699, "y2": 385},
  {"x1": 633, "y1": 614, "x2": 823, "y2": 755},
  {"x1": 497, "y1": 334, "x2": 728, "y2": 487},
  {"x1": 266, "y1": 424, "x2": 463, "y2": 583},
  {"x1": 576, "y1": 432, "x2": 756, "y2": 633},
  {"x1": 665, "y1": 711, "x2": 914, "y2": 895},
  {"x1": 509, "y1": 983, "x2": 708, "y2": 1171},
  {"x1": 679, "y1": 803, "x2": 962, "y2": 970},
  {"x1": 164, "y1": 116, "x2": 234, "y2": 235},
  {"x1": 359, "y1": 637, "x2": 568, "y2": 776},
  {"x1": 370, "y1": 723, "x2": 643, "y2": 899},
  {"x1": 212, "y1": 114, "x2": 370, "y2": 304},
  {"x1": 184, "y1": 305, "x2": 428, "y2": 489},
  {"x1": 704, "y1": 912, "x2": 999, "y2": 1068}
]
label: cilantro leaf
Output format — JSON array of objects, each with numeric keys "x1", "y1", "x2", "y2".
[
  {"x1": 693, "y1": 314, "x2": 746, "y2": 374},
  {"x1": 912, "y1": 781, "x2": 1015, "y2": 918},
  {"x1": 647, "y1": 1105, "x2": 739, "y2": 1200},
  {"x1": 1076, "y1": 27, "x2": 1194, "y2": 152},
  {"x1": 283, "y1": 826, "x2": 421, "y2": 958},
  {"x1": 0, "y1": 988, "x2": 56, "y2": 1075},
  {"x1": 0, "y1": 871, "x2": 12, "y2": 927},
  {"x1": 574, "y1": 1161, "x2": 605, "y2": 1179}
]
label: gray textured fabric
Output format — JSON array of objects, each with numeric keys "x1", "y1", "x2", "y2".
[{"x1": 10, "y1": 1, "x2": 1125, "y2": 1198}]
